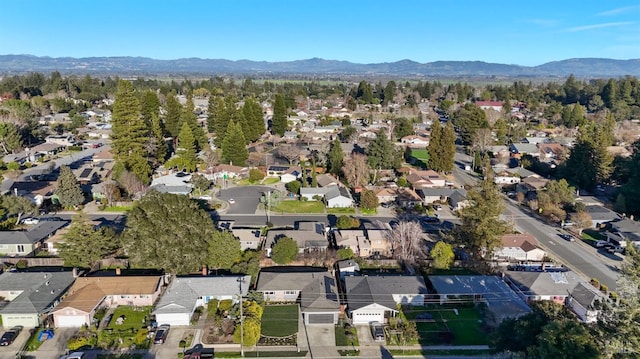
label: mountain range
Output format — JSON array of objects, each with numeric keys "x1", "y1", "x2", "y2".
[{"x1": 0, "y1": 55, "x2": 638, "y2": 78}]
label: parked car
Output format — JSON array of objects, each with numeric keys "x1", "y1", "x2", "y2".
[
  {"x1": 60, "y1": 352, "x2": 85, "y2": 359},
  {"x1": 21, "y1": 218, "x2": 39, "y2": 225},
  {"x1": 0, "y1": 326, "x2": 22, "y2": 346},
  {"x1": 422, "y1": 216, "x2": 440, "y2": 224},
  {"x1": 370, "y1": 321, "x2": 384, "y2": 342},
  {"x1": 594, "y1": 240, "x2": 609, "y2": 248},
  {"x1": 228, "y1": 198, "x2": 235, "y2": 204},
  {"x1": 154, "y1": 324, "x2": 170, "y2": 344},
  {"x1": 559, "y1": 234, "x2": 575, "y2": 242}
]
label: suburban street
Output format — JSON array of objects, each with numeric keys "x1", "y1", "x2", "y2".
[{"x1": 452, "y1": 150, "x2": 620, "y2": 289}]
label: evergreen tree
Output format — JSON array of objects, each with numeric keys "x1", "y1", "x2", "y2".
[
  {"x1": 272, "y1": 93, "x2": 287, "y2": 136},
  {"x1": 140, "y1": 90, "x2": 160, "y2": 126},
  {"x1": 563, "y1": 122, "x2": 613, "y2": 190},
  {"x1": 181, "y1": 96, "x2": 207, "y2": 151},
  {"x1": 221, "y1": 121, "x2": 249, "y2": 166},
  {"x1": 383, "y1": 81, "x2": 396, "y2": 106},
  {"x1": 242, "y1": 98, "x2": 265, "y2": 142},
  {"x1": 452, "y1": 170, "x2": 510, "y2": 259},
  {"x1": 54, "y1": 165, "x2": 84, "y2": 208},
  {"x1": 58, "y1": 214, "x2": 119, "y2": 268},
  {"x1": 311, "y1": 158, "x2": 318, "y2": 187},
  {"x1": 166, "y1": 122, "x2": 199, "y2": 172},
  {"x1": 493, "y1": 117, "x2": 508, "y2": 144},
  {"x1": 111, "y1": 80, "x2": 152, "y2": 184},
  {"x1": 327, "y1": 138, "x2": 344, "y2": 175},
  {"x1": 619, "y1": 140, "x2": 640, "y2": 215},
  {"x1": 0, "y1": 123, "x2": 22, "y2": 155},
  {"x1": 453, "y1": 103, "x2": 489, "y2": 144},
  {"x1": 366, "y1": 129, "x2": 402, "y2": 169},
  {"x1": 164, "y1": 93, "x2": 182, "y2": 139},
  {"x1": 208, "y1": 230, "x2": 241, "y2": 271},
  {"x1": 207, "y1": 96, "x2": 224, "y2": 135},
  {"x1": 427, "y1": 120, "x2": 443, "y2": 171},
  {"x1": 570, "y1": 103, "x2": 586, "y2": 128},
  {"x1": 150, "y1": 113, "x2": 167, "y2": 164},
  {"x1": 360, "y1": 189, "x2": 378, "y2": 210},
  {"x1": 441, "y1": 121, "x2": 457, "y2": 173},
  {"x1": 271, "y1": 236, "x2": 299, "y2": 264}
]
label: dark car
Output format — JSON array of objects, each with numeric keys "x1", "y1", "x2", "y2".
[
  {"x1": 0, "y1": 326, "x2": 22, "y2": 346},
  {"x1": 154, "y1": 324, "x2": 170, "y2": 344},
  {"x1": 422, "y1": 216, "x2": 440, "y2": 224},
  {"x1": 559, "y1": 234, "x2": 575, "y2": 242}
]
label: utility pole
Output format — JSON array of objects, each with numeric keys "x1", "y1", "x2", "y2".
[
  {"x1": 266, "y1": 190, "x2": 271, "y2": 224},
  {"x1": 238, "y1": 277, "x2": 245, "y2": 357}
]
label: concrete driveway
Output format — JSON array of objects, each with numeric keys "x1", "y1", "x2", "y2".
[
  {"x1": 30, "y1": 328, "x2": 78, "y2": 359},
  {"x1": 149, "y1": 326, "x2": 185, "y2": 359},
  {"x1": 218, "y1": 186, "x2": 277, "y2": 215}
]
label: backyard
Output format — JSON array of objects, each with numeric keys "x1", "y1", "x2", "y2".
[
  {"x1": 273, "y1": 200, "x2": 324, "y2": 214},
  {"x1": 404, "y1": 305, "x2": 488, "y2": 346},
  {"x1": 260, "y1": 304, "x2": 299, "y2": 345},
  {"x1": 410, "y1": 149, "x2": 429, "y2": 169}
]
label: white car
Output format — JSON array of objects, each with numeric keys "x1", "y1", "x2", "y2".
[
  {"x1": 21, "y1": 218, "x2": 39, "y2": 225},
  {"x1": 228, "y1": 198, "x2": 235, "y2": 204}
]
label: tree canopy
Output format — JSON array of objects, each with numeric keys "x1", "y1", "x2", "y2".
[
  {"x1": 208, "y1": 230, "x2": 241, "y2": 271},
  {"x1": 54, "y1": 165, "x2": 84, "y2": 208},
  {"x1": 124, "y1": 192, "x2": 218, "y2": 274},
  {"x1": 58, "y1": 214, "x2": 119, "y2": 268},
  {"x1": 270, "y1": 236, "x2": 298, "y2": 264}
]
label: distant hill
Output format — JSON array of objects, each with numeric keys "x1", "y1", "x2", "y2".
[{"x1": 0, "y1": 55, "x2": 638, "y2": 77}]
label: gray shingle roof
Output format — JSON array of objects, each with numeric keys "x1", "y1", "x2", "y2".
[
  {"x1": 0, "y1": 221, "x2": 68, "y2": 245},
  {"x1": 256, "y1": 271, "x2": 329, "y2": 292},
  {"x1": 154, "y1": 275, "x2": 251, "y2": 315},
  {"x1": 300, "y1": 274, "x2": 340, "y2": 313},
  {"x1": 0, "y1": 271, "x2": 75, "y2": 315},
  {"x1": 345, "y1": 275, "x2": 427, "y2": 311}
]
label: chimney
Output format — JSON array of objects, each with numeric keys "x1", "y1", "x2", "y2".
[
  {"x1": 72, "y1": 268, "x2": 78, "y2": 278},
  {"x1": 202, "y1": 266, "x2": 208, "y2": 276},
  {"x1": 115, "y1": 267, "x2": 121, "y2": 276}
]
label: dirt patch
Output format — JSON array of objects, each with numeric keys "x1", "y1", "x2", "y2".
[{"x1": 202, "y1": 317, "x2": 236, "y2": 344}]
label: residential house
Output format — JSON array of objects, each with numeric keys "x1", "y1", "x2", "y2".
[
  {"x1": 229, "y1": 229, "x2": 262, "y2": 251},
  {"x1": 150, "y1": 172, "x2": 193, "y2": 196},
  {"x1": 264, "y1": 222, "x2": 327, "y2": 257},
  {"x1": 370, "y1": 187, "x2": 397, "y2": 204},
  {"x1": 582, "y1": 205, "x2": 620, "y2": 228},
  {"x1": 537, "y1": 143, "x2": 564, "y2": 162},
  {"x1": 365, "y1": 228, "x2": 393, "y2": 258},
  {"x1": 417, "y1": 188, "x2": 467, "y2": 207},
  {"x1": 406, "y1": 170, "x2": 446, "y2": 189},
  {"x1": 401, "y1": 135, "x2": 429, "y2": 147},
  {"x1": 396, "y1": 188, "x2": 422, "y2": 208},
  {"x1": 609, "y1": 219, "x2": 640, "y2": 243},
  {"x1": 567, "y1": 282, "x2": 606, "y2": 323},
  {"x1": 300, "y1": 186, "x2": 353, "y2": 208},
  {"x1": 428, "y1": 275, "x2": 530, "y2": 324},
  {"x1": 509, "y1": 143, "x2": 540, "y2": 158},
  {"x1": 7, "y1": 181, "x2": 56, "y2": 206},
  {"x1": 334, "y1": 230, "x2": 366, "y2": 256},
  {"x1": 45, "y1": 135, "x2": 76, "y2": 147},
  {"x1": 26, "y1": 142, "x2": 64, "y2": 162},
  {"x1": 316, "y1": 174, "x2": 340, "y2": 188},
  {"x1": 494, "y1": 234, "x2": 546, "y2": 262},
  {"x1": 153, "y1": 275, "x2": 250, "y2": 326},
  {"x1": 52, "y1": 275, "x2": 164, "y2": 327},
  {"x1": 43, "y1": 220, "x2": 101, "y2": 255},
  {"x1": 475, "y1": 101, "x2": 503, "y2": 112},
  {"x1": 0, "y1": 271, "x2": 76, "y2": 328},
  {"x1": 494, "y1": 171, "x2": 522, "y2": 185},
  {"x1": 255, "y1": 270, "x2": 340, "y2": 324},
  {"x1": 345, "y1": 275, "x2": 427, "y2": 324},
  {"x1": 279, "y1": 167, "x2": 302, "y2": 184},
  {"x1": 209, "y1": 164, "x2": 249, "y2": 181},
  {"x1": 0, "y1": 221, "x2": 68, "y2": 256},
  {"x1": 336, "y1": 259, "x2": 360, "y2": 280}
]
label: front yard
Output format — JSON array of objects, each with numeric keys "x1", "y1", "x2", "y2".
[
  {"x1": 273, "y1": 200, "x2": 325, "y2": 214},
  {"x1": 261, "y1": 304, "x2": 299, "y2": 338}
]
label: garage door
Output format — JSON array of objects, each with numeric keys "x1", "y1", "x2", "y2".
[
  {"x1": 55, "y1": 315, "x2": 87, "y2": 328},
  {"x1": 2, "y1": 314, "x2": 38, "y2": 328},
  {"x1": 155, "y1": 313, "x2": 190, "y2": 327},
  {"x1": 307, "y1": 313, "x2": 334, "y2": 324},
  {"x1": 352, "y1": 311, "x2": 383, "y2": 324}
]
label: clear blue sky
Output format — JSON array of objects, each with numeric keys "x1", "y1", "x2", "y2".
[{"x1": 1, "y1": 1, "x2": 639, "y2": 66}]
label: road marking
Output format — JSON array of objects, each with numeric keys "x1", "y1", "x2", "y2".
[{"x1": 548, "y1": 241, "x2": 556, "y2": 245}]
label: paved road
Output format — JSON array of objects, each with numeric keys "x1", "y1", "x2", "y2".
[
  {"x1": 0, "y1": 145, "x2": 110, "y2": 194},
  {"x1": 504, "y1": 200, "x2": 619, "y2": 289},
  {"x1": 451, "y1": 150, "x2": 619, "y2": 289}
]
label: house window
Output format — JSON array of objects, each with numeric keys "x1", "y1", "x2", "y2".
[
  {"x1": 0, "y1": 245, "x2": 7, "y2": 249},
  {"x1": 265, "y1": 291, "x2": 275, "y2": 295},
  {"x1": 285, "y1": 290, "x2": 297, "y2": 295},
  {"x1": 17, "y1": 245, "x2": 25, "y2": 253}
]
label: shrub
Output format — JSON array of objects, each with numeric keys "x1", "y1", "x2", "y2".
[
  {"x1": 208, "y1": 299, "x2": 219, "y2": 316},
  {"x1": 600, "y1": 284, "x2": 608, "y2": 293},
  {"x1": 249, "y1": 169, "x2": 265, "y2": 183},
  {"x1": 285, "y1": 180, "x2": 301, "y2": 194},
  {"x1": 219, "y1": 299, "x2": 234, "y2": 312},
  {"x1": 7, "y1": 162, "x2": 20, "y2": 171}
]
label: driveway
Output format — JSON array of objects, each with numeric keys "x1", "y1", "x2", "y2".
[
  {"x1": 149, "y1": 326, "x2": 185, "y2": 359},
  {"x1": 31, "y1": 328, "x2": 78, "y2": 359},
  {"x1": 218, "y1": 186, "x2": 277, "y2": 215}
]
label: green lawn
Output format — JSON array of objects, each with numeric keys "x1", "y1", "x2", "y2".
[
  {"x1": 262, "y1": 177, "x2": 280, "y2": 185},
  {"x1": 410, "y1": 149, "x2": 430, "y2": 169},
  {"x1": 273, "y1": 200, "x2": 325, "y2": 214},
  {"x1": 407, "y1": 306, "x2": 487, "y2": 346},
  {"x1": 107, "y1": 306, "x2": 152, "y2": 330},
  {"x1": 582, "y1": 229, "x2": 607, "y2": 242},
  {"x1": 326, "y1": 207, "x2": 355, "y2": 214},
  {"x1": 214, "y1": 351, "x2": 308, "y2": 358},
  {"x1": 103, "y1": 205, "x2": 132, "y2": 212},
  {"x1": 360, "y1": 208, "x2": 377, "y2": 215},
  {"x1": 261, "y1": 305, "x2": 299, "y2": 337},
  {"x1": 335, "y1": 325, "x2": 359, "y2": 346}
]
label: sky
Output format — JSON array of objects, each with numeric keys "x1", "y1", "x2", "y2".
[{"x1": 1, "y1": 1, "x2": 639, "y2": 66}]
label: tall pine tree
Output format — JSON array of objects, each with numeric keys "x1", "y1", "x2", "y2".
[
  {"x1": 140, "y1": 90, "x2": 160, "y2": 127},
  {"x1": 242, "y1": 98, "x2": 265, "y2": 142},
  {"x1": 111, "y1": 80, "x2": 152, "y2": 184},
  {"x1": 441, "y1": 121, "x2": 457, "y2": 173},
  {"x1": 272, "y1": 93, "x2": 287, "y2": 136},
  {"x1": 166, "y1": 122, "x2": 199, "y2": 172},
  {"x1": 428, "y1": 120, "x2": 443, "y2": 171},
  {"x1": 327, "y1": 138, "x2": 344, "y2": 175},
  {"x1": 181, "y1": 96, "x2": 207, "y2": 151},
  {"x1": 221, "y1": 121, "x2": 249, "y2": 166},
  {"x1": 164, "y1": 93, "x2": 182, "y2": 140}
]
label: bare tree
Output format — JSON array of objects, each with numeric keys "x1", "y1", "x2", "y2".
[
  {"x1": 247, "y1": 151, "x2": 266, "y2": 167},
  {"x1": 102, "y1": 182, "x2": 121, "y2": 206},
  {"x1": 202, "y1": 147, "x2": 221, "y2": 171},
  {"x1": 341, "y1": 153, "x2": 371, "y2": 188},
  {"x1": 117, "y1": 171, "x2": 147, "y2": 199},
  {"x1": 278, "y1": 145, "x2": 299, "y2": 165},
  {"x1": 387, "y1": 220, "x2": 424, "y2": 262},
  {"x1": 471, "y1": 128, "x2": 493, "y2": 154},
  {"x1": 572, "y1": 211, "x2": 593, "y2": 235}
]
